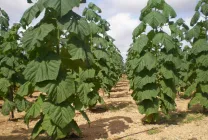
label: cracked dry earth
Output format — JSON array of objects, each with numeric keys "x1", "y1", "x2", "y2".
[{"x1": 0, "y1": 77, "x2": 208, "y2": 140}]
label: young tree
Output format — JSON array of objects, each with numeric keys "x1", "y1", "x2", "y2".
[
  {"x1": 0, "y1": 9, "x2": 29, "y2": 120},
  {"x1": 185, "y1": 0, "x2": 208, "y2": 110},
  {"x1": 83, "y1": 3, "x2": 123, "y2": 97},
  {"x1": 15, "y1": 0, "x2": 122, "y2": 139},
  {"x1": 126, "y1": 0, "x2": 183, "y2": 123}
]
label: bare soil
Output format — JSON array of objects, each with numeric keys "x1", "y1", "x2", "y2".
[{"x1": 0, "y1": 78, "x2": 208, "y2": 140}]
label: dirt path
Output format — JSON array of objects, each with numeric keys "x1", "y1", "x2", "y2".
[{"x1": 0, "y1": 78, "x2": 208, "y2": 140}]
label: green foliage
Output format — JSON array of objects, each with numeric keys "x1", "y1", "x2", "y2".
[
  {"x1": 0, "y1": 10, "x2": 28, "y2": 119},
  {"x1": 126, "y1": 0, "x2": 183, "y2": 123},
  {"x1": 83, "y1": 2, "x2": 123, "y2": 97},
  {"x1": 0, "y1": 1, "x2": 122, "y2": 139},
  {"x1": 185, "y1": 0, "x2": 208, "y2": 110}
]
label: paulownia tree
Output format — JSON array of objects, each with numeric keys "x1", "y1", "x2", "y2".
[
  {"x1": 83, "y1": 3, "x2": 123, "y2": 97},
  {"x1": 15, "y1": 0, "x2": 122, "y2": 139},
  {"x1": 0, "y1": 9, "x2": 29, "y2": 120},
  {"x1": 126, "y1": 0, "x2": 184, "y2": 123},
  {"x1": 185, "y1": 0, "x2": 208, "y2": 110},
  {"x1": 169, "y1": 18, "x2": 190, "y2": 95},
  {"x1": 16, "y1": 0, "x2": 102, "y2": 139}
]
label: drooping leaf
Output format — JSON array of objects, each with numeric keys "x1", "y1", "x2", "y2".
[
  {"x1": 46, "y1": 0, "x2": 80, "y2": 17},
  {"x1": 0, "y1": 78, "x2": 10, "y2": 96},
  {"x1": 36, "y1": 77, "x2": 75, "y2": 104},
  {"x1": 186, "y1": 25, "x2": 201, "y2": 40},
  {"x1": 20, "y1": 0, "x2": 45, "y2": 27},
  {"x1": 135, "y1": 52, "x2": 157, "y2": 72},
  {"x1": 191, "y1": 39, "x2": 208, "y2": 55},
  {"x1": 163, "y1": 3, "x2": 177, "y2": 18},
  {"x1": 2, "y1": 99, "x2": 15, "y2": 116},
  {"x1": 23, "y1": 53, "x2": 61, "y2": 83},
  {"x1": 22, "y1": 24, "x2": 54, "y2": 52},
  {"x1": 190, "y1": 11, "x2": 200, "y2": 26},
  {"x1": 132, "y1": 34, "x2": 149, "y2": 54},
  {"x1": 42, "y1": 102, "x2": 75, "y2": 128},
  {"x1": 153, "y1": 33, "x2": 175, "y2": 52},
  {"x1": 25, "y1": 95, "x2": 45, "y2": 125},
  {"x1": 132, "y1": 22, "x2": 146, "y2": 38},
  {"x1": 138, "y1": 99, "x2": 159, "y2": 116},
  {"x1": 143, "y1": 11, "x2": 167, "y2": 28},
  {"x1": 16, "y1": 82, "x2": 33, "y2": 97},
  {"x1": 201, "y1": 3, "x2": 208, "y2": 16}
]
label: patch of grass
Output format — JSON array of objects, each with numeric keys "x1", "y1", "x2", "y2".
[
  {"x1": 159, "y1": 112, "x2": 205, "y2": 125},
  {"x1": 147, "y1": 128, "x2": 162, "y2": 135},
  {"x1": 108, "y1": 105, "x2": 122, "y2": 112},
  {"x1": 183, "y1": 114, "x2": 204, "y2": 123}
]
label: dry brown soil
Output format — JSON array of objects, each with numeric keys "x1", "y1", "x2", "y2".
[{"x1": 0, "y1": 78, "x2": 208, "y2": 140}]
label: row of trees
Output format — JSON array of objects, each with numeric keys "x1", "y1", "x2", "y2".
[
  {"x1": 0, "y1": 0, "x2": 123, "y2": 139},
  {"x1": 126, "y1": 0, "x2": 208, "y2": 123}
]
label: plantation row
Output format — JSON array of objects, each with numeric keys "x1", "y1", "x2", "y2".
[
  {"x1": 126, "y1": 0, "x2": 208, "y2": 123},
  {"x1": 0, "y1": 0, "x2": 123, "y2": 139}
]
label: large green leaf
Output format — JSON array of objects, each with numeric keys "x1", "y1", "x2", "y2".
[
  {"x1": 196, "y1": 54, "x2": 208, "y2": 67},
  {"x1": 25, "y1": 95, "x2": 45, "y2": 125},
  {"x1": 191, "y1": 39, "x2": 208, "y2": 55},
  {"x1": 190, "y1": 11, "x2": 200, "y2": 26},
  {"x1": 60, "y1": 11, "x2": 90, "y2": 38},
  {"x1": 186, "y1": 25, "x2": 200, "y2": 40},
  {"x1": 160, "y1": 80, "x2": 176, "y2": 99},
  {"x1": 46, "y1": 0, "x2": 80, "y2": 17},
  {"x1": 132, "y1": 34, "x2": 149, "y2": 54},
  {"x1": 22, "y1": 24, "x2": 54, "y2": 52},
  {"x1": 88, "y1": 2, "x2": 102, "y2": 13},
  {"x1": 160, "y1": 66, "x2": 175, "y2": 80},
  {"x1": 153, "y1": 33, "x2": 175, "y2": 52},
  {"x1": 79, "y1": 69, "x2": 95, "y2": 82},
  {"x1": 93, "y1": 49, "x2": 109, "y2": 61},
  {"x1": 31, "y1": 119, "x2": 44, "y2": 139},
  {"x1": 133, "y1": 74, "x2": 157, "y2": 90},
  {"x1": 16, "y1": 82, "x2": 33, "y2": 97},
  {"x1": 201, "y1": 3, "x2": 208, "y2": 16},
  {"x1": 67, "y1": 43, "x2": 87, "y2": 61},
  {"x1": 195, "y1": 1, "x2": 202, "y2": 11},
  {"x1": 2, "y1": 99, "x2": 15, "y2": 116},
  {"x1": 196, "y1": 69, "x2": 208, "y2": 83},
  {"x1": 143, "y1": 11, "x2": 167, "y2": 28},
  {"x1": 23, "y1": 53, "x2": 61, "y2": 83},
  {"x1": 132, "y1": 22, "x2": 146, "y2": 38},
  {"x1": 77, "y1": 83, "x2": 95, "y2": 105},
  {"x1": 42, "y1": 102, "x2": 75, "y2": 128},
  {"x1": 133, "y1": 89, "x2": 158, "y2": 101},
  {"x1": 1, "y1": 41, "x2": 17, "y2": 53},
  {"x1": 189, "y1": 93, "x2": 208, "y2": 108},
  {"x1": 200, "y1": 84, "x2": 208, "y2": 93},
  {"x1": 147, "y1": 0, "x2": 164, "y2": 8},
  {"x1": 20, "y1": 0, "x2": 45, "y2": 27},
  {"x1": 163, "y1": 3, "x2": 176, "y2": 18},
  {"x1": 184, "y1": 83, "x2": 197, "y2": 97},
  {"x1": 0, "y1": 78, "x2": 10, "y2": 96},
  {"x1": 161, "y1": 95, "x2": 175, "y2": 113},
  {"x1": 138, "y1": 99, "x2": 159, "y2": 116},
  {"x1": 1, "y1": 67, "x2": 15, "y2": 79},
  {"x1": 135, "y1": 52, "x2": 157, "y2": 72},
  {"x1": 36, "y1": 77, "x2": 75, "y2": 104},
  {"x1": 42, "y1": 115, "x2": 56, "y2": 136},
  {"x1": 15, "y1": 96, "x2": 31, "y2": 112}
]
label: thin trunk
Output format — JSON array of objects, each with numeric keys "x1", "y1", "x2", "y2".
[{"x1": 9, "y1": 86, "x2": 14, "y2": 119}]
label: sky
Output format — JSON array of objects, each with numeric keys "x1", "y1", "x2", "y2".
[{"x1": 0, "y1": 0, "x2": 198, "y2": 60}]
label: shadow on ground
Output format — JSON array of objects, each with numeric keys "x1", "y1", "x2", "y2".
[{"x1": 72, "y1": 116, "x2": 133, "y2": 140}]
